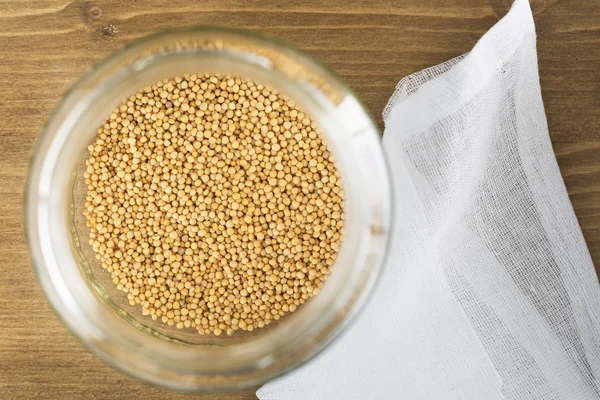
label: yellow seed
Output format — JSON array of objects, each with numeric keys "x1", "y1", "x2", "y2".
[{"x1": 84, "y1": 73, "x2": 344, "y2": 337}]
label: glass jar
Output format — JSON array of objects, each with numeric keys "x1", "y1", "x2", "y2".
[{"x1": 25, "y1": 27, "x2": 392, "y2": 392}]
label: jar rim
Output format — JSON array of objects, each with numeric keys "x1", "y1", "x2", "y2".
[{"x1": 25, "y1": 26, "x2": 393, "y2": 392}]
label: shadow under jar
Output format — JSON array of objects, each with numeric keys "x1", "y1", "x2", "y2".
[{"x1": 25, "y1": 27, "x2": 392, "y2": 392}]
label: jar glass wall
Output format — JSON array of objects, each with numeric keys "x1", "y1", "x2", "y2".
[{"x1": 25, "y1": 27, "x2": 392, "y2": 391}]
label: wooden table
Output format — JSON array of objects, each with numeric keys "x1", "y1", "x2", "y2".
[{"x1": 1, "y1": 0, "x2": 599, "y2": 398}]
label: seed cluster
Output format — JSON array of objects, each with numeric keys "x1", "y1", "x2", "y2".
[{"x1": 83, "y1": 74, "x2": 344, "y2": 336}]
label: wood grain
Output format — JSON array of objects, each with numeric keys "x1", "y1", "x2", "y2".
[{"x1": 1, "y1": 0, "x2": 599, "y2": 399}]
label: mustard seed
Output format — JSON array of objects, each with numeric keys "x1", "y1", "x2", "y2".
[{"x1": 83, "y1": 73, "x2": 345, "y2": 336}]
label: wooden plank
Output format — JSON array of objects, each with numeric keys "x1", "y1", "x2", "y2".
[{"x1": 1, "y1": 0, "x2": 598, "y2": 398}]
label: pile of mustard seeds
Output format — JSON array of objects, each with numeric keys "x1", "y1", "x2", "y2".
[{"x1": 83, "y1": 74, "x2": 344, "y2": 336}]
